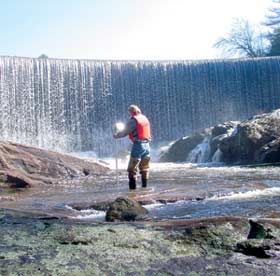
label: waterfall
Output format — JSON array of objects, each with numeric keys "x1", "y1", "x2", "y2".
[
  {"x1": 187, "y1": 137, "x2": 211, "y2": 163},
  {"x1": 0, "y1": 56, "x2": 280, "y2": 156},
  {"x1": 212, "y1": 149, "x2": 223, "y2": 163}
]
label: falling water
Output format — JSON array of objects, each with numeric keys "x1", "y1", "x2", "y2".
[
  {"x1": 187, "y1": 137, "x2": 212, "y2": 163},
  {"x1": 0, "y1": 56, "x2": 280, "y2": 156}
]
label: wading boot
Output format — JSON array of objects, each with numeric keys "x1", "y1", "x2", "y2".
[
  {"x1": 129, "y1": 178, "x2": 136, "y2": 190},
  {"x1": 141, "y1": 177, "x2": 147, "y2": 188}
]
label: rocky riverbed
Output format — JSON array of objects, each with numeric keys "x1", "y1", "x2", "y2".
[
  {"x1": 1, "y1": 209, "x2": 280, "y2": 276},
  {"x1": 1, "y1": 159, "x2": 280, "y2": 275},
  {"x1": 1, "y1": 129, "x2": 280, "y2": 275}
]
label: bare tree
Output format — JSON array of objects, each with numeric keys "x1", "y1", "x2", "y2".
[{"x1": 214, "y1": 18, "x2": 268, "y2": 58}]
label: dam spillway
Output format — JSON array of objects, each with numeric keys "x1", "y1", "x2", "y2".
[{"x1": 0, "y1": 56, "x2": 280, "y2": 156}]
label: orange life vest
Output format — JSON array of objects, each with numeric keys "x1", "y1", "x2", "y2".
[{"x1": 129, "y1": 114, "x2": 151, "y2": 141}]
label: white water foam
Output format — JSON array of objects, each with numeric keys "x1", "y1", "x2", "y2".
[
  {"x1": 143, "y1": 200, "x2": 189, "y2": 211},
  {"x1": 69, "y1": 151, "x2": 129, "y2": 170},
  {"x1": 143, "y1": 202, "x2": 165, "y2": 209},
  {"x1": 74, "y1": 211, "x2": 106, "y2": 220},
  {"x1": 65, "y1": 204, "x2": 106, "y2": 220},
  {"x1": 208, "y1": 187, "x2": 280, "y2": 201},
  {"x1": 150, "y1": 162, "x2": 194, "y2": 172},
  {"x1": 187, "y1": 137, "x2": 211, "y2": 163}
]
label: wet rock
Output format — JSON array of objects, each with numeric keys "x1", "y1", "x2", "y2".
[
  {"x1": 235, "y1": 239, "x2": 280, "y2": 258},
  {"x1": 248, "y1": 220, "x2": 275, "y2": 240},
  {"x1": 219, "y1": 109, "x2": 280, "y2": 164},
  {"x1": 211, "y1": 121, "x2": 238, "y2": 138},
  {"x1": 159, "y1": 133, "x2": 205, "y2": 162},
  {"x1": 160, "y1": 109, "x2": 280, "y2": 165},
  {"x1": 235, "y1": 219, "x2": 280, "y2": 259},
  {"x1": 71, "y1": 201, "x2": 110, "y2": 212},
  {"x1": 210, "y1": 133, "x2": 227, "y2": 157},
  {"x1": 0, "y1": 141, "x2": 109, "y2": 188},
  {"x1": 256, "y1": 137, "x2": 280, "y2": 164},
  {"x1": 147, "y1": 255, "x2": 280, "y2": 276},
  {"x1": 159, "y1": 122, "x2": 238, "y2": 163},
  {"x1": 1, "y1": 210, "x2": 280, "y2": 275},
  {"x1": 3, "y1": 172, "x2": 32, "y2": 188},
  {"x1": 105, "y1": 197, "x2": 148, "y2": 222},
  {"x1": 209, "y1": 121, "x2": 239, "y2": 158}
]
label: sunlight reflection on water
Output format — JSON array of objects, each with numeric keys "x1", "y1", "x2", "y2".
[{"x1": 0, "y1": 161, "x2": 280, "y2": 221}]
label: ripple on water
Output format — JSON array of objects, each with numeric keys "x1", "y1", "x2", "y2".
[
  {"x1": 0, "y1": 163, "x2": 279, "y2": 220},
  {"x1": 65, "y1": 205, "x2": 106, "y2": 221}
]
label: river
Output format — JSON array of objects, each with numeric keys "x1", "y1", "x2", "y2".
[{"x1": 0, "y1": 161, "x2": 280, "y2": 221}]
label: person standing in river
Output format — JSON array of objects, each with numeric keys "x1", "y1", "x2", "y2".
[{"x1": 113, "y1": 105, "x2": 151, "y2": 190}]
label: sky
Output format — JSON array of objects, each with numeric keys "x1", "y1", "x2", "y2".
[{"x1": 0, "y1": 0, "x2": 274, "y2": 60}]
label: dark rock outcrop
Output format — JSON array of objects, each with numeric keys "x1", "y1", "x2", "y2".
[
  {"x1": 220, "y1": 110, "x2": 280, "y2": 164},
  {"x1": 159, "y1": 133, "x2": 205, "y2": 162},
  {"x1": 209, "y1": 121, "x2": 238, "y2": 158},
  {"x1": 211, "y1": 121, "x2": 238, "y2": 137},
  {"x1": 256, "y1": 137, "x2": 280, "y2": 164},
  {"x1": 105, "y1": 197, "x2": 148, "y2": 222},
  {"x1": 0, "y1": 141, "x2": 109, "y2": 188},
  {"x1": 235, "y1": 239, "x2": 275, "y2": 258},
  {"x1": 159, "y1": 122, "x2": 237, "y2": 163},
  {"x1": 160, "y1": 109, "x2": 280, "y2": 165},
  {"x1": 247, "y1": 219, "x2": 276, "y2": 240}
]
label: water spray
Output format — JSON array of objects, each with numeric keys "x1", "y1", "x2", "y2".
[{"x1": 113, "y1": 122, "x2": 125, "y2": 184}]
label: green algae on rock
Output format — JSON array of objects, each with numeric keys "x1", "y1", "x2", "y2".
[{"x1": 1, "y1": 210, "x2": 280, "y2": 275}]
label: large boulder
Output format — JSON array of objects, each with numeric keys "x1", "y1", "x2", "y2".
[
  {"x1": 209, "y1": 121, "x2": 239, "y2": 158},
  {"x1": 211, "y1": 121, "x2": 238, "y2": 137},
  {"x1": 219, "y1": 110, "x2": 280, "y2": 164},
  {"x1": 159, "y1": 122, "x2": 237, "y2": 163},
  {"x1": 159, "y1": 133, "x2": 205, "y2": 162},
  {"x1": 105, "y1": 197, "x2": 148, "y2": 222},
  {"x1": 0, "y1": 141, "x2": 109, "y2": 188},
  {"x1": 159, "y1": 109, "x2": 280, "y2": 165},
  {"x1": 256, "y1": 138, "x2": 280, "y2": 164}
]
